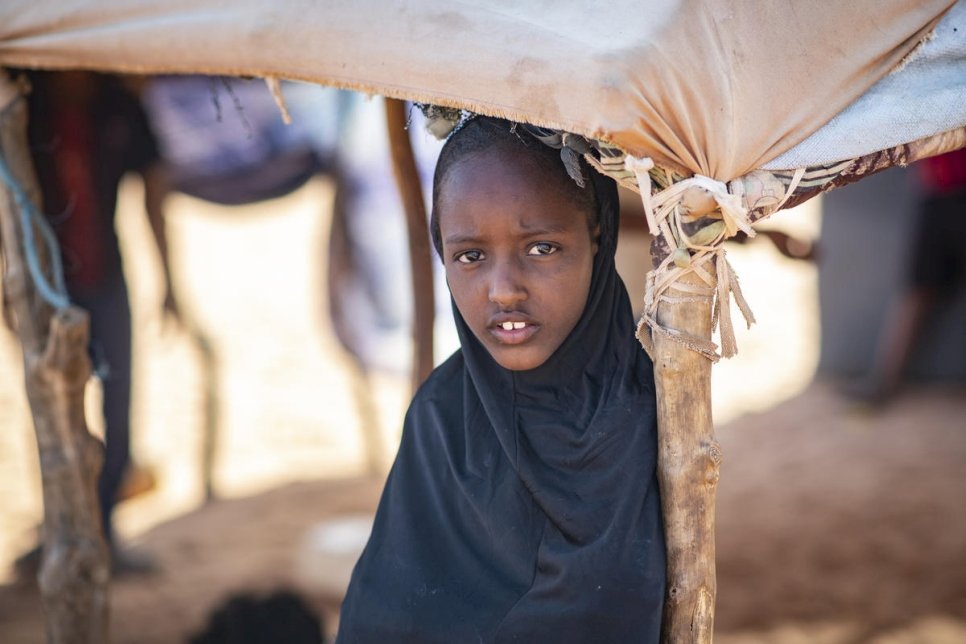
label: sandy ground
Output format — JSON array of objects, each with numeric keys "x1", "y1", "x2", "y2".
[{"x1": 2, "y1": 177, "x2": 964, "y2": 642}]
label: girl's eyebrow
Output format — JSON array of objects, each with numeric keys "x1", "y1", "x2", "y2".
[
  {"x1": 519, "y1": 223, "x2": 571, "y2": 236},
  {"x1": 444, "y1": 224, "x2": 573, "y2": 246},
  {"x1": 520, "y1": 224, "x2": 568, "y2": 235},
  {"x1": 443, "y1": 233, "x2": 483, "y2": 246}
]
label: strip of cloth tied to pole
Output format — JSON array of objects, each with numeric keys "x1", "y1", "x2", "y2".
[
  {"x1": 522, "y1": 123, "x2": 807, "y2": 361},
  {"x1": 624, "y1": 158, "x2": 806, "y2": 362}
]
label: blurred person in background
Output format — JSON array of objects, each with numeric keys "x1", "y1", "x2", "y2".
[
  {"x1": 858, "y1": 147, "x2": 966, "y2": 403},
  {"x1": 142, "y1": 77, "x2": 449, "y2": 372},
  {"x1": 10, "y1": 70, "x2": 178, "y2": 575}
]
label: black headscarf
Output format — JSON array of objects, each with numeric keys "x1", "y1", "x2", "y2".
[{"x1": 337, "y1": 122, "x2": 665, "y2": 643}]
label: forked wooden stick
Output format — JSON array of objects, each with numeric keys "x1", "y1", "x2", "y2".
[{"x1": 0, "y1": 71, "x2": 109, "y2": 644}]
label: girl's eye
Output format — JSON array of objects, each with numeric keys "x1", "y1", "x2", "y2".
[
  {"x1": 527, "y1": 242, "x2": 558, "y2": 256},
  {"x1": 455, "y1": 250, "x2": 484, "y2": 264}
]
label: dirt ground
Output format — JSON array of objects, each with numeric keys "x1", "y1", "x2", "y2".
[{"x1": 1, "y1": 177, "x2": 963, "y2": 642}]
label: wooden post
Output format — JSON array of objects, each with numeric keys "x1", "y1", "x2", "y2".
[
  {"x1": 384, "y1": 98, "x2": 434, "y2": 391},
  {"x1": 0, "y1": 72, "x2": 110, "y2": 644},
  {"x1": 653, "y1": 271, "x2": 720, "y2": 643}
]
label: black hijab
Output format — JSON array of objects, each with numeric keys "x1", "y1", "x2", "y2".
[{"x1": 337, "y1": 120, "x2": 665, "y2": 643}]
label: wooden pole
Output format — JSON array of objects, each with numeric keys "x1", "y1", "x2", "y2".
[
  {"x1": 0, "y1": 72, "x2": 110, "y2": 643},
  {"x1": 384, "y1": 98, "x2": 434, "y2": 391},
  {"x1": 653, "y1": 270, "x2": 720, "y2": 643}
]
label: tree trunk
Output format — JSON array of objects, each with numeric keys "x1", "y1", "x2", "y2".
[
  {"x1": 384, "y1": 98, "x2": 434, "y2": 391},
  {"x1": 653, "y1": 270, "x2": 720, "y2": 643},
  {"x1": 0, "y1": 72, "x2": 110, "y2": 644}
]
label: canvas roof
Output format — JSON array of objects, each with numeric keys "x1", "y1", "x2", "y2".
[{"x1": 0, "y1": 0, "x2": 956, "y2": 180}]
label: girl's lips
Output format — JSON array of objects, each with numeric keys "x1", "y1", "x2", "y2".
[{"x1": 489, "y1": 323, "x2": 539, "y2": 345}]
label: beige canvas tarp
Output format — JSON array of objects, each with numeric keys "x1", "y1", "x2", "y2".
[{"x1": 0, "y1": 0, "x2": 954, "y2": 181}]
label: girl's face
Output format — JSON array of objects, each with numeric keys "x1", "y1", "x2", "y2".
[{"x1": 437, "y1": 146, "x2": 598, "y2": 371}]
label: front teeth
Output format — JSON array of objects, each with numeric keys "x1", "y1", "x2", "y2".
[{"x1": 501, "y1": 321, "x2": 527, "y2": 330}]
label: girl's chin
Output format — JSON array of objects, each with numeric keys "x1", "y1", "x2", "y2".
[{"x1": 488, "y1": 345, "x2": 553, "y2": 371}]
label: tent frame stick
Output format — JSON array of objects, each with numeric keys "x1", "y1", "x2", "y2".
[
  {"x1": 653, "y1": 270, "x2": 720, "y2": 643},
  {"x1": 384, "y1": 98, "x2": 434, "y2": 391},
  {"x1": 0, "y1": 72, "x2": 110, "y2": 644}
]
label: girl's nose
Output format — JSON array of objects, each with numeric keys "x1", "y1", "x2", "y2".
[{"x1": 488, "y1": 261, "x2": 527, "y2": 308}]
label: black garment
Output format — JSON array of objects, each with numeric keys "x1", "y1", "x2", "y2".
[
  {"x1": 27, "y1": 72, "x2": 159, "y2": 297},
  {"x1": 338, "y1": 171, "x2": 665, "y2": 643}
]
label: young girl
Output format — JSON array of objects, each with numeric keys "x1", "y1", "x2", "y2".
[{"x1": 337, "y1": 117, "x2": 665, "y2": 642}]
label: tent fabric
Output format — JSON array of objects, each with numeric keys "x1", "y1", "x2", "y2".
[
  {"x1": 779, "y1": 126, "x2": 966, "y2": 209},
  {"x1": 0, "y1": 0, "x2": 955, "y2": 182},
  {"x1": 764, "y1": 1, "x2": 966, "y2": 170}
]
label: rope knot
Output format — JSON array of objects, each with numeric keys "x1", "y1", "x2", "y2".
[{"x1": 625, "y1": 158, "x2": 760, "y2": 362}]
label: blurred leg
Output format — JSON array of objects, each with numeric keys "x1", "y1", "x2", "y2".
[
  {"x1": 75, "y1": 273, "x2": 132, "y2": 545},
  {"x1": 864, "y1": 289, "x2": 935, "y2": 402}
]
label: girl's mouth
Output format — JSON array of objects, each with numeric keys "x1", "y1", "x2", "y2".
[{"x1": 489, "y1": 320, "x2": 539, "y2": 345}]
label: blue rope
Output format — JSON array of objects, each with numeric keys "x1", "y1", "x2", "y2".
[{"x1": 0, "y1": 149, "x2": 70, "y2": 310}]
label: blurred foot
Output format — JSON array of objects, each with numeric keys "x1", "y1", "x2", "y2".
[
  {"x1": 15, "y1": 542, "x2": 157, "y2": 580},
  {"x1": 13, "y1": 544, "x2": 41, "y2": 582},
  {"x1": 110, "y1": 543, "x2": 158, "y2": 578},
  {"x1": 840, "y1": 377, "x2": 895, "y2": 409}
]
